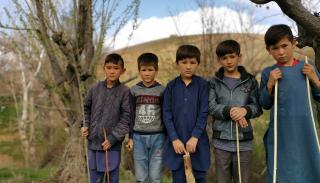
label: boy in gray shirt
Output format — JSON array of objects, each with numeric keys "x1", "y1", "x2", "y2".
[{"x1": 126, "y1": 53, "x2": 165, "y2": 183}]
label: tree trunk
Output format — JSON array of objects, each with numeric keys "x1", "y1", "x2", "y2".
[{"x1": 50, "y1": 121, "x2": 87, "y2": 183}]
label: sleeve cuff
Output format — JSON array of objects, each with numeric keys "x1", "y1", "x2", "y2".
[
  {"x1": 107, "y1": 133, "x2": 118, "y2": 146},
  {"x1": 192, "y1": 131, "x2": 201, "y2": 139},
  {"x1": 242, "y1": 106, "x2": 252, "y2": 119},
  {"x1": 168, "y1": 133, "x2": 179, "y2": 142},
  {"x1": 222, "y1": 106, "x2": 232, "y2": 120}
]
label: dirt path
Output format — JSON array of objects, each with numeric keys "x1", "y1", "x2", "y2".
[{"x1": 0, "y1": 133, "x2": 22, "y2": 168}]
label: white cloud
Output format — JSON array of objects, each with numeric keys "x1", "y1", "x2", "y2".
[{"x1": 105, "y1": 6, "x2": 282, "y2": 50}]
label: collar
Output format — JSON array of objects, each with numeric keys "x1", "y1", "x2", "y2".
[
  {"x1": 136, "y1": 81, "x2": 160, "y2": 88},
  {"x1": 215, "y1": 66, "x2": 253, "y2": 81},
  {"x1": 104, "y1": 79, "x2": 121, "y2": 88},
  {"x1": 177, "y1": 75, "x2": 197, "y2": 85},
  {"x1": 275, "y1": 58, "x2": 299, "y2": 67}
]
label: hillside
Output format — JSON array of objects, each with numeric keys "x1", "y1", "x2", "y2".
[{"x1": 95, "y1": 33, "x2": 315, "y2": 87}]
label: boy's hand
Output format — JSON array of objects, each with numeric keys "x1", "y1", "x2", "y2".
[
  {"x1": 102, "y1": 139, "x2": 111, "y2": 151},
  {"x1": 236, "y1": 118, "x2": 248, "y2": 128},
  {"x1": 186, "y1": 137, "x2": 198, "y2": 153},
  {"x1": 230, "y1": 107, "x2": 247, "y2": 121},
  {"x1": 172, "y1": 139, "x2": 186, "y2": 155},
  {"x1": 126, "y1": 138, "x2": 133, "y2": 151},
  {"x1": 81, "y1": 127, "x2": 89, "y2": 138},
  {"x1": 303, "y1": 63, "x2": 320, "y2": 88},
  {"x1": 267, "y1": 68, "x2": 282, "y2": 94}
]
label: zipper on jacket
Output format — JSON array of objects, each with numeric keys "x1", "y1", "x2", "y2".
[
  {"x1": 215, "y1": 76, "x2": 250, "y2": 140},
  {"x1": 230, "y1": 91, "x2": 233, "y2": 139}
]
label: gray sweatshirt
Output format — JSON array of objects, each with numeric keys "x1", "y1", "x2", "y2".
[{"x1": 129, "y1": 82, "x2": 165, "y2": 138}]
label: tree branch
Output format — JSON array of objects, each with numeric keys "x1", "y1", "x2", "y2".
[
  {"x1": 249, "y1": 0, "x2": 272, "y2": 4},
  {"x1": 34, "y1": 0, "x2": 66, "y2": 85},
  {"x1": 0, "y1": 22, "x2": 37, "y2": 31},
  {"x1": 274, "y1": 0, "x2": 320, "y2": 35}
]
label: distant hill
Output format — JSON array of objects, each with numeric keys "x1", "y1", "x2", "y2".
[{"x1": 96, "y1": 33, "x2": 315, "y2": 86}]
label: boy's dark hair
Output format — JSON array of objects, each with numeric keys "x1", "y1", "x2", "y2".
[
  {"x1": 104, "y1": 53, "x2": 124, "y2": 68},
  {"x1": 176, "y1": 45, "x2": 201, "y2": 63},
  {"x1": 216, "y1": 40, "x2": 240, "y2": 58},
  {"x1": 264, "y1": 24, "x2": 294, "y2": 48},
  {"x1": 137, "y1": 53, "x2": 159, "y2": 71}
]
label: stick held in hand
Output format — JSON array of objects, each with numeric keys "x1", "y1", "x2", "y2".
[{"x1": 183, "y1": 151, "x2": 196, "y2": 183}]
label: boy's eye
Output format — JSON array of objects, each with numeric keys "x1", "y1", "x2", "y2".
[
  {"x1": 190, "y1": 61, "x2": 197, "y2": 64},
  {"x1": 181, "y1": 61, "x2": 188, "y2": 64}
]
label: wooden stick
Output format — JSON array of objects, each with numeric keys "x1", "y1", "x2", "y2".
[
  {"x1": 103, "y1": 128, "x2": 110, "y2": 183},
  {"x1": 236, "y1": 124, "x2": 242, "y2": 183},
  {"x1": 305, "y1": 56, "x2": 320, "y2": 152},
  {"x1": 183, "y1": 151, "x2": 196, "y2": 183},
  {"x1": 273, "y1": 80, "x2": 278, "y2": 183}
]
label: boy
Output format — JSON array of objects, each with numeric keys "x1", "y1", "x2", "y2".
[
  {"x1": 81, "y1": 53, "x2": 131, "y2": 183},
  {"x1": 126, "y1": 53, "x2": 165, "y2": 183},
  {"x1": 208, "y1": 40, "x2": 262, "y2": 183},
  {"x1": 260, "y1": 24, "x2": 320, "y2": 183},
  {"x1": 162, "y1": 45, "x2": 210, "y2": 183}
]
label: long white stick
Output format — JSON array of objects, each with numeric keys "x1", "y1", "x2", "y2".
[
  {"x1": 305, "y1": 56, "x2": 320, "y2": 153},
  {"x1": 236, "y1": 124, "x2": 242, "y2": 183},
  {"x1": 273, "y1": 81, "x2": 278, "y2": 183}
]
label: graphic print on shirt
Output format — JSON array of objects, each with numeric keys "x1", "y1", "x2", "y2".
[{"x1": 136, "y1": 95, "x2": 160, "y2": 124}]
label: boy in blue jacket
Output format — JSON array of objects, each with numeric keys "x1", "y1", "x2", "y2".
[
  {"x1": 163, "y1": 45, "x2": 210, "y2": 183},
  {"x1": 208, "y1": 40, "x2": 262, "y2": 183}
]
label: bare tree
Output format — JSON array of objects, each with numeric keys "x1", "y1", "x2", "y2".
[
  {"x1": 249, "y1": 0, "x2": 320, "y2": 66},
  {"x1": 250, "y1": 0, "x2": 320, "y2": 125},
  {"x1": 0, "y1": 0, "x2": 140, "y2": 182}
]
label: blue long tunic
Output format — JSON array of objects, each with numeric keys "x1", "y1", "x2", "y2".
[
  {"x1": 259, "y1": 61, "x2": 320, "y2": 183},
  {"x1": 162, "y1": 75, "x2": 210, "y2": 171}
]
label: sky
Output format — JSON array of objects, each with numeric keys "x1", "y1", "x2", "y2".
[
  {"x1": 106, "y1": 0, "x2": 292, "y2": 49},
  {"x1": 2, "y1": 0, "x2": 318, "y2": 49}
]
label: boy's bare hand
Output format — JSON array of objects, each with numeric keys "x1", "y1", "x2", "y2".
[
  {"x1": 102, "y1": 139, "x2": 111, "y2": 151},
  {"x1": 172, "y1": 139, "x2": 186, "y2": 155},
  {"x1": 126, "y1": 138, "x2": 133, "y2": 151},
  {"x1": 267, "y1": 68, "x2": 282, "y2": 94},
  {"x1": 230, "y1": 107, "x2": 247, "y2": 121},
  {"x1": 303, "y1": 63, "x2": 320, "y2": 88},
  {"x1": 186, "y1": 137, "x2": 198, "y2": 153},
  {"x1": 81, "y1": 127, "x2": 89, "y2": 137},
  {"x1": 236, "y1": 118, "x2": 248, "y2": 128}
]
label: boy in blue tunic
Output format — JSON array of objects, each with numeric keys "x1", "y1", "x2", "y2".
[
  {"x1": 126, "y1": 53, "x2": 165, "y2": 183},
  {"x1": 260, "y1": 24, "x2": 320, "y2": 183},
  {"x1": 208, "y1": 40, "x2": 262, "y2": 183},
  {"x1": 163, "y1": 45, "x2": 210, "y2": 183},
  {"x1": 81, "y1": 53, "x2": 131, "y2": 183}
]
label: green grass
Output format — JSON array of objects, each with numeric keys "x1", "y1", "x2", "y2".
[
  {"x1": 0, "y1": 104, "x2": 17, "y2": 129},
  {"x1": 0, "y1": 167, "x2": 55, "y2": 182},
  {"x1": 0, "y1": 139, "x2": 23, "y2": 161}
]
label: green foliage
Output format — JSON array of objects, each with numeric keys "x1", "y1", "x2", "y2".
[{"x1": 0, "y1": 167, "x2": 55, "y2": 182}]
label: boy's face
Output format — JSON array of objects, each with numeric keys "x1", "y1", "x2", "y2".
[
  {"x1": 103, "y1": 62, "x2": 125, "y2": 82},
  {"x1": 218, "y1": 52, "x2": 241, "y2": 73},
  {"x1": 176, "y1": 58, "x2": 199, "y2": 79},
  {"x1": 267, "y1": 37, "x2": 295, "y2": 65},
  {"x1": 139, "y1": 65, "x2": 157, "y2": 85}
]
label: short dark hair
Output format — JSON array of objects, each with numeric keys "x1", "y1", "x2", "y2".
[
  {"x1": 104, "y1": 53, "x2": 124, "y2": 68},
  {"x1": 176, "y1": 45, "x2": 201, "y2": 63},
  {"x1": 216, "y1": 40, "x2": 240, "y2": 58},
  {"x1": 137, "y1": 53, "x2": 159, "y2": 70},
  {"x1": 264, "y1": 24, "x2": 294, "y2": 48}
]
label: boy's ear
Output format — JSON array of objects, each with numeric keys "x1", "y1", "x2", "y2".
[
  {"x1": 266, "y1": 46, "x2": 271, "y2": 53},
  {"x1": 121, "y1": 68, "x2": 126, "y2": 74}
]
